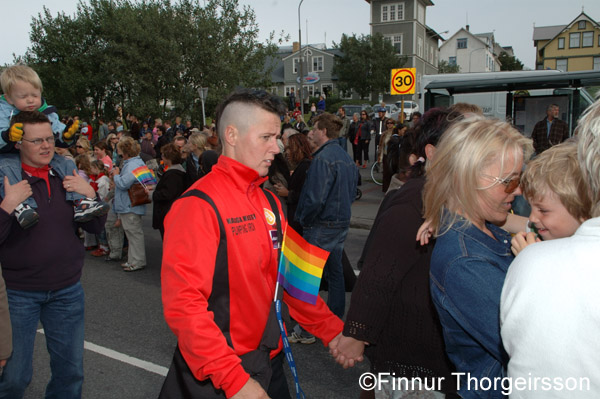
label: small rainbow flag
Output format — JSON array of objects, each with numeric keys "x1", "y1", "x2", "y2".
[
  {"x1": 277, "y1": 226, "x2": 329, "y2": 305},
  {"x1": 131, "y1": 165, "x2": 157, "y2": 186}
]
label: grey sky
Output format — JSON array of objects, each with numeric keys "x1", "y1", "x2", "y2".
[{"x1": 1, "y1": 0, "x2": 599, "y2": 70}]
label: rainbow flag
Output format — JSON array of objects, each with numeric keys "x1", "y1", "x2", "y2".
[
  {"x1": 277, "y1": 226, "x2": 329, "y2": 305},
  {"x1": 131, "y1": 165, "x2": 157, "y2": 186}
]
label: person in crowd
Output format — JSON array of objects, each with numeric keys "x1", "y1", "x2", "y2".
[
  {"x1": 531, "y1": 103, "x2": 569, "y2": 154},
  {"x1": 129, "y1": 114, "x2": 140, "y2": 141},
  {"x1": 317, "y1": 95, "x2": 326, "y2": 112},
  {"x1": 378, "y1": 119, "x2": 405, "y2": 192},
  {"x1": 410, "y1": 111, "x2": 422, "y2": 128},
  {"x1": 163, "y1": 120, "x2": 174, "y2": 142},
  {"x1": 106, "y1": 133, "x2": 121, "y2": 168},
  {"x1": 152, "y1": 143, "x2": 187, "y2": 240},
  {"x1": 79, "y1": 121, "x2": 92, "y2": 142},
  {"x1": 75, "y1": 154, "x2": 98, "y2": 250},
  {"x1": 184, "y1": 131, "x2": 219, "y2": 186},
  {"x1": 288, "y1": 87, "x2": 296, "y2": 111},
  {"x1": 281, "y1": 126, "x2": 299, "y2": 148},
  {"x1": 355, "y1": 110, "x2": 373, "y2": 168},
  {"x1": 0, "y1": 65, "x2": 85, "y2": 228},
  {"x1": 296, "y1": 112, "x2": 358, "y2": 320},
  {"x1": 97, "y1": 117, "x2": 109, "y2": 142},
  {"x1": 332, "y1": 108, "x2": 462, "y2": 399},
  {"x1": 273, "y1": 133, "x2": 312, "y2": 235},
  {"x1": 501, "y1": 99, "x2": 600, "y2": 398},
  {"x1": 140, "y1": 130, "x2": 156, "y2": 161},
  {"x1": 0, "y1": 267, "x2": 11, "y2": 376},
  {"x1": 337, "y1": 107, "x2": 350, "y2": 150},
  {"x1": 75, "y1": 137, "x2": 93, "y2": 160},
  {"x1": 154, "y1": 125, "x2": 168, "y2": 161},
  {"x1": 372, "y1": 106, "x2": 388, "y2": 162},
  {"x1": 88, "y1": 160, "x2": 111, "y2": 257},
  {"x1": 310, "y1": 102, "x2": 317, "y2": 118},
  {"x1": 0, "y1": 111, "x2": 106, "y2": 398},
  {"x1": 160, "y1": 90, "x2": 347, "y2": 399},
  {"x1": 422, "y1": 116, "x2": 533, "y2": 399},
  {"x1": 93, "y1": 141, "x2": 113, "y2": 172},
  {"x1": 348, "y1": 112, "x2": 361, "y2": 166},
  {"x1": 111, "y1": 137, "x2": 147, "y2": 272}
]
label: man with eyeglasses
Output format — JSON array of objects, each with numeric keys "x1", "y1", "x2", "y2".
[{"x1": 0, "y1": 111, "x2": 107, "y2": 398}]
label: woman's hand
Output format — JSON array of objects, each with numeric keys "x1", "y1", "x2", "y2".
[
  {"x1": 511, "y1": 231, "x2": 541, "y2": 256},
  {"x1": 273, "y1": 183, "x2": 289, "y2": 197},
  {"x1": 63, "y1": 170, "x2": 96, "y2": 198},
  {"x1": 416, "y1": 219, "x2": 434, "y2": 246}
]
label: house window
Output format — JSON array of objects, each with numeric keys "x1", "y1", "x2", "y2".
[
  {"x1": 457, "y1": 38, "x2": 467, "y2": 49},
  {"x1": 578, "y1": 21, "x2": 586, "y2": 30},
  {"x1": 269, "y1": 87, "x2": 278, "y2": 95},
  {"x1": 449, "y1": 56, "x2": 457, "y2": 66},
  {"x1": 582, "y1": 32, "x2": 593, "y2": 47},
  {"x1": 306, "y1": 85, "x2": 314, "y2": 97},
  {"x1": 556, "y1": 59, "x2": 568, "y2": 72},
  {"x1": 321, "y1": 84, "x2": 333, "y2": 98},
  {"x1": 293, "y1": 58, "x2": 300, "y2": 74},
  {"x1": 285, "y1": 86, "x2": 296, "y2": 96},
  {"x1": 340, "y1": 89, "x2": 352, "y2": 100},
  {"x1": 312, "y1": 56, "x2": 324, "y2": 72},
  {"x1": 558, "y1": 37, "x2": 565, "y2": 49},
  {"x1": 570, "y1": 32, "x2": 580, "y2": 48},
  {"x1": 417, "y1": 37, "x2": 423, "y2": 58},
  {"x1": 594, "y1": 57, "x2": 600, "y2": 71},
  {"x1": 381, "y1": 3, "x2": 404, "y2": 22},
  {"x1": 385, "y1": 35, "x2": 403, "y2": 55},
  {"x1": 417, "y1": 4, "x2": 425, "y2": 24},
  {"x1": 429, "y1": 46, "x2": 434, "y2": 64}
]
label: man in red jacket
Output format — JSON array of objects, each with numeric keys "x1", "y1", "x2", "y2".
[{"x1": 160, "y1": 90, "x2": 350, "y2": 399}]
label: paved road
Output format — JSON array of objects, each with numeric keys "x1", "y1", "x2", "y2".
[{"x1": 23, "y1": 161, "x2": 385, "y2": 399}]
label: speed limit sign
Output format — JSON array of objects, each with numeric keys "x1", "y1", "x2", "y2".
[{"x1": 390, "y1": 68, "x2": 416, "y2": 95}]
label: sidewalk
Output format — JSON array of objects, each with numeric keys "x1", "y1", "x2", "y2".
[{"x1": 350, "y1": 161, "x2": 386, "y2": 230}]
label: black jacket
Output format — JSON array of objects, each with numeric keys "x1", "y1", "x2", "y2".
[{"x1": 152, "y1": 166, "x2": 187, "y2": 231}]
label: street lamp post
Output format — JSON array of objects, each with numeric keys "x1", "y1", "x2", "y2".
[{"x1": 298, "y1": 0, "x2": 304, "y2": 117}]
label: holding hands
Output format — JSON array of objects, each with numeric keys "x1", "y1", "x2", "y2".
[{"x1": 329, "y1": 332, "x2": 366, "y2": 369}]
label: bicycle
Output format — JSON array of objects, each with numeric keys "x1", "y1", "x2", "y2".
[{"x1": 370, "y1": 162, "x2": 383, "y2": 185}]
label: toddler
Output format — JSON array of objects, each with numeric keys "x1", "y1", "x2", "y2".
[{"x1": 0, "y1": 65, "x2": 107, "y2": 228}]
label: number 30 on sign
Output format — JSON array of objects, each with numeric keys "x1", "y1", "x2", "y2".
[{"x1": 390, "y1": 68, "x2": 416, "y2": 95}]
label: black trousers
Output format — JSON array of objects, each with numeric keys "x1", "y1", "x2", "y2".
[{"x1": 267, "y1": 353, "x2": 291, "y2": 399}]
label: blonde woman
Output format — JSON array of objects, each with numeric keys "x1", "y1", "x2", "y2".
[{"x1": 422, "y1": 116, "x2": 533, "y2": 399}]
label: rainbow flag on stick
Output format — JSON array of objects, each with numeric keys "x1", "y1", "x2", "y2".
[
  {"x1": 131, "y1": 165, "x2": 157, "y2": 187},
  {"x1": 276, "y1": 226, "x2": 329, "y2": 305}
]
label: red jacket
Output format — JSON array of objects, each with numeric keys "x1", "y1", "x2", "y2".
[{"x1": 161, "y1": 156, "x2": 343, "y2": 398}]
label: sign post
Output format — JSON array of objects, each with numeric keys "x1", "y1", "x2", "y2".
[{"x1": 198, "y1": 87, "x2": 208, "y2": 127}]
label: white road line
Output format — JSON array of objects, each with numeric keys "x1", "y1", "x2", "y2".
[{"x1": 37, "y1": 329, "x2": 169, "y2": 376}]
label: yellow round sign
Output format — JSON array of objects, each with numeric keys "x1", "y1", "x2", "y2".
[{"x1": 391, "y1": 68, "x2": 416, "y2": 95}]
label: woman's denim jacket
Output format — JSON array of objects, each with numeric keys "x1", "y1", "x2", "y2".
[
  {"x1": 430, "y1": 214, "x2": 513, "y2": 399},
  {"x1": 295, "y1": 140, "x2": 357, "y2": 229},
  {"x1": 113, "y1": 156, "x2": 146, "y2": 215}
]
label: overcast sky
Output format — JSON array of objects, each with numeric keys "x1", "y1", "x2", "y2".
[{"x1": 1, "y1": 0, "x2": 599, "y2": 70}]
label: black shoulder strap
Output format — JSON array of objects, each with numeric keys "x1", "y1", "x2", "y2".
[
  {"x1": 262, "y1": 188, "x2": 283, "y2": 301},
  {"x1": 178, "y1": 189, "x2": 232, "y2": 347}
]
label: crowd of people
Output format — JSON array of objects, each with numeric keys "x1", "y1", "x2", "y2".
[{"x1": 0, "y1": 62, "x2": 600, "y2": 399}]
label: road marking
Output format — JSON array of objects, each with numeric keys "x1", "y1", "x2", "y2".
[{"x1": 37, "y1": 329, "x2": 168, "y2": 376}]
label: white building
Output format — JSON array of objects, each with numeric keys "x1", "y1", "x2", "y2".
[{"x1": 439, "y1": 26, "x2": 502, "y2": 73}]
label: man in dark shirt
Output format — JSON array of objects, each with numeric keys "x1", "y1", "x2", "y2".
[
  {"x1": 0, "y1": 111, "x2": 106, "y2": 398},
  {"x1": 531, "y1": 104, "x2": 569, "y2": 154}
]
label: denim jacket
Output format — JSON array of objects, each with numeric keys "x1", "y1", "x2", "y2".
[
  {"x1": 430, "y1": 214, "x2": 513, "y2": 399},
  {"x1": 113, "y1": 156, "x2": 146, "y2": 215},
  {"x1": 296, "y1": 140, "x2": 357, "y2": 228}
]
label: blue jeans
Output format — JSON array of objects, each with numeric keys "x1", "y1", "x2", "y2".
[
  {"x1": 0, "y1": 281, "x2": 85, "y2": 399},
  {"x1": 0, "y1": 153, "x2": 83, "y2": 209},
  {"x1": 303, "y1": 225, "x2": 349, "y2": 318}
]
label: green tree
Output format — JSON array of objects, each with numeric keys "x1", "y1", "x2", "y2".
[
  {"x1": 24, "y1": 0, "x2": 278, "y2": 122},
  {"x1": 438, "y1": 60, "x2": 460, "y2": 74},
  {"x1": 499, "y1": 51, "x2": 524, "y2": 71},
  {"x1": 333, "y1": 33, "x2": 406, "y2": 99}
]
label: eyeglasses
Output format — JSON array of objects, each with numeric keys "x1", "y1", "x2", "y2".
[
  {"x1": 76, "y1": 145, "x2": 84, "y2": 148},
  {"x1": 482, "y1": 174, "x2": 521, "y2": 193},
  {"x1": 21, "y1": 136, "x2": 55, "y2": 146},
  {"x1": 386, "y1": 122, "x2": 395, "y2": 125}
]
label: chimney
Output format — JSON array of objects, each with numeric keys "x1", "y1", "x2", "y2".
[
  {"x1": 466, "y1": 24, "x2": 470, "y2": 32},
  {"x1": 293, "y1": 42, "x2": 300, "y2": 52}
]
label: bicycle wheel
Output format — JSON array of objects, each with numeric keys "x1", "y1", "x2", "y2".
[{"x1": 371, "y1": 162, "x2": 383, "y2": 185}]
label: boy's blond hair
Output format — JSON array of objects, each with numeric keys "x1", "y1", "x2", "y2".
[
  {"x1": 522, "y1": 140, "x2": 591, "y2": 222},
  {"x1": 0, "y1": 65, "x2": 43, "y2": 96}
]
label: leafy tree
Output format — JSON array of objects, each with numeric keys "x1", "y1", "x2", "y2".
[
  {"x1": 23, "y1": 0, "x2": 278, "y2": 122},
  {"x1": 499, "y1": 51, "x2": 524, "y2": 71},
  {"x1": 333, "y1": 33, "x2": 406, "y2": 99},
  {"x1": 438, "y1": 60, "x2": 460, "y2": 74}
]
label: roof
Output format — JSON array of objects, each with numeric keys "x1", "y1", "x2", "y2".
[
  {"x1": 266, "y1": 44, "x2": 343, "y2": 83},
  {"x1": 532, "y1": 25, "x2": 565, "y2": 41},
  {"x1": 440, "y1": 28, "x2": 488, "y2": 50},
  {"x1": 422, "y1": 70, "x2": 600, "y2": 94},
  {"x1": 537, "y1": 12, "x2": 600, "y2": 51}
]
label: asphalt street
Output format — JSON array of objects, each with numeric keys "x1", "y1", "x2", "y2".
[{"x1": 22, "y1": 158, "x2": 385, "y2": 399}]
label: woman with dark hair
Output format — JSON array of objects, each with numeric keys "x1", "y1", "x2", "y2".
[
  {"x1": 273, "y1": 133, "x2": 312, "y2": 235},
  {"x1": 93, "y1": 141, "x2": 113, "y2": 171},
  {"x1": 152, "y1": 143, "x2": 187, "y2": 240},
  {"x1": 356, "y1": 110, "x2": 373, "y2": 168},
  {"x1": 331, "y1": 108, "x2": 463, "y2": 399}
]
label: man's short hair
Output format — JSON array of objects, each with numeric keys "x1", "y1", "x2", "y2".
[
  {"x1": 522, "y1": 140, "x2": 591, "y2": 222},
  {"x1": 10, "y1": 110, "x2": 50, "y2": 128},
  {"x1": 215, "y1": 89, "x2": 286, "y2": 140},
  {"x1": 313, "y1": 113, "x2": 343, "y2": 139},
  {"x1": 1, "y1": 65, "x2": 43, "y2": 96}
]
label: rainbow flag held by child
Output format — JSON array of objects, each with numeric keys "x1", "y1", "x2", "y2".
[
  {"x1": 131, "y1": 165, "x2": 157, "y2": 186},
  {"x1": 277, "y1": 226, "x2": 329, "y2": 305}
]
